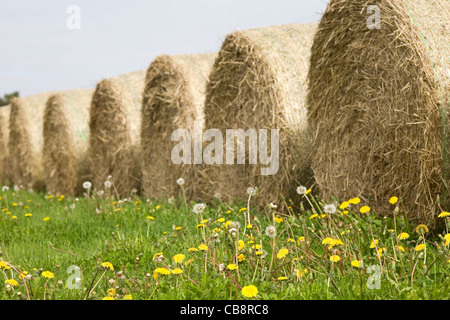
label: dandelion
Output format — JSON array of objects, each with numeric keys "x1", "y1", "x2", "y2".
[
  {"x1": 5, "y1": 279, "x2": 19, "y2": 287},
  {"x1": 360, "y1": 206, "x2": 371, "y2": 214},
  {"x1": 172, "y1": 268, "x2": 183, "y2": 274},
  {"x1": 389, "y1": 196, "x2": 398, "y2": 204},
  {"x1": 247, "y1": 187, "x2": 256, "y2": 196},
  {"x1": 104, "y1": 180, "x2": 112, "y2": 189},
  {"x1": 2, "y1": 186, "x2": 9, "y2": 192},
  {"x1": 265, "y1": 226, "x2": 277, "y2": 238},
  {"x1": 101, "y1": 262, "x2": 114, "y2": 271},
  {"x1": 323, "y1": 204, "x2": 336, "y2": 214},
  {"x1": 241, "y1": 285, "x2": 258, "y2": 298},
  {"x1": 107, "y1": 288, "x2": 116, "y2": 296},
  {"x1": 154, "y1": 268, "x2": 171, "y2": 275},
  {"x1": 370, "y1": 239, "x2": 379, "y2": 249},
  {"x1": 395, "y1": 245, "x2": 406, "y2": 252},
  {"x1": 193, "y1": 203, "x2": 206, "y2": 215},
  {"x1": 330, "y1": 255, "x2": 340, "y2": 262},
  {"x1": 82, "y1": 181, "x2": 92, "y2": 190},
  {"x1": 176, "y1": 178, "x2": 185, "y2": 186},
  {"x1": 444, "y1": 234, "x2": 450, "y2": 246},
  {"x1": 415, "y1": 225, "x2": 429, "y2": 234},
  {"x1": 43, "y1": 217, "x2": 50, "y2": 222},
  {"x1": 296, "y1": 186, "x2": 307, "y2": 195},
  {"x1": 124, "y1": 294, "x2": 133, "y2": 300},
  {"x1": 377, "y1": 247, "x2": 387, "y2": 257},
  {"x1": 0, "y1": 261, "x2": 10, "y2": 270},
  {"x1": 268, "y1": 203, "x2": 278, "y2": 209},
  {"x1": 238, "y1": 254, "x2": 245, "y2": 262},
  {"x1": 277, "y1": 276, "x2": 287, "y2": 281},
  {"x1": 218, "y1": 264, "x2": 225, "y2": 272},
  {"x1": 339, "y1": 201, "x2": 349, "y2": 210},
  {"x1": 438, "y1": 211, "x2": 450, "y2": 218},
  {"x1": 398, "y1": 232, "x2": 410, "y2": 240},
  {"x1": 415, "y1": 244, "x2": 426, "y2": 252},
  {"x1": 309, "y1": 214, "x2": 319, "y2": 220},
  {"x1": 147, "y1": 216, "x2": 155, "y2": 220},
  {"x1": 238, "y1": 240, "x2": 245, "y2": 251},
  {"x1": 277, "y1": 248, "x2": 289, "y2": 259},
  {"x1": 188, "y1": 248, "x2": 198, "y2": 252},
  {"x1": 227, "y1": 264, "x2": 238, "y2": 271},
  {"x1": 348, "y1": 198, "x2": 361, "y2": 204},
  {"x1": 41, "y1": 271, "x2": 54, "y2": 279},
  {"x1": 24, "y1": 213, "x2": 32, "y2": 217},
  {"x1": 103, "y1": 296, "x2": 114, "y2": 300},
  {"x1": 198, "y1": 244, "x2": 208, "y2": 251},
  {"x1": 173, "y1": 254, "x2": 186, "y2": 264},
  {"x1": 297, "y1": 237, "x2": 305, "y2": 245},
  {"x1": 322, "y1": 237, "x2": 333, "y2": 245},
  {"x1": 274, "y1": 216, "x2": 283, "y2": 224},
  {"x1": 351, "y1": 260, "x2": 361, "y2": 268}
]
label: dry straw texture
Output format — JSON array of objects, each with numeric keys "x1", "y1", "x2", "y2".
[
  {"x1": 88, "y1": 70, "x2": 146, "y2": 196},
  {"x1": 0, "y1": 105, "x2": 10, "y2": 184},
  {"x1": 308, "y1": 0, "x2": 449, "y2": 226},
  {"x1": 199, "y1": 23, "x2": 317, "y2": 209},
  {"x1": 141, "y1": 53, "x2": 216, "y2": 199},
  {"x1": 43, "y1": 89, "x2": 93, "y2": 196},
  {"x1": 8, "y1": 92, "x2": 59, "y2": 190}
]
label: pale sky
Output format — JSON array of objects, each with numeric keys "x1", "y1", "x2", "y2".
[{"x1": 0, "y1": 0, "x2": 328, "y2": 97}]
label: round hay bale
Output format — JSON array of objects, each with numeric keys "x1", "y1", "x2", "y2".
[
  {"x1": 0, "y1": 105, "x2": 10, "y2": 184},
  {"x1": 307, "y1": 0, "x2": 449, "y2": 225},
  {"x1": 141, "y1": 53, "x2": 216, "y2": 200},
  {"x1": 88, "y1": 70, "x2": 146, "y2": 196},
  {"x1": 200, "y1": 24, "x2": 317, "y2": 209},
  {"x1": 43, "y1": 89, "x2": 93, "y2": 196},
  {"x1": 8, "y1": 92, "x2": 58, "y2": 190}
]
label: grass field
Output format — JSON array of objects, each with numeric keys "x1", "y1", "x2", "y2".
[{"x1": 0, "y1": 185, "x2": 449, "y2": 300}]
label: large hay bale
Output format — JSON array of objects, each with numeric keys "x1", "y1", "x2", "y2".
[
  {"x1": 43, "y1": 89, "x2": 93, "y2": 196},
  {"x1": 307, "y1": 0, "x2": 449, "y2": 225},
  {"x1": 199, "y1": 24, "x2": 317, "y2": 208},
  {"x1": 141, "y1": 53, "x2": 216, "y2": 199},
  {"x1": 88, "y1": 70, "x2": 146, "y2": 196},
  {"x1": 8, "y1": 92, "x2": 58, "y2": 190},
  {"x1": 0, "y1": 105, "x2": 10, "y2": 184}
]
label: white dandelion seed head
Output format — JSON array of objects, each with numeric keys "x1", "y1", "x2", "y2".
[
  {"x1": 97, "y1": 190, "x2": 104, "y2": 196},
  {"x1": 229, "y1": 228, "x2": 237, "y2": 238},
  {"x1": 107, "y1": 175, "x2": 112, "y2": 181},
  {"x1": 323, "y1": 204, "x2": 337, "y2": 214},
  {"x1": 167, "y1": 197, "x2": 175, "y2": 205},
  {"x1": 70, "y1": 204, "x2": 76, "y2": 210},
  {"x1": 230, "y1": 221, "x2": 241, "y2": 229},
  {"x1": 118, "y1": 200, "x2": 123, "y2": 205},
  {"x1": 25, "y1": 274, "x2": 32, "y2": 280},
  {"x1": 214, "y1": 193, "x2": 221, "y2": 199},
  {"x1": 2, "y1": 186, "x2": 9, "y2": 192},
  {"x1": 13, "y1": 185, "x2": 20, "y2": 192},
  {"x1": 297, "y1": 186, "x2": 307, "y2": 195},
  {"x1": 82, "y1": 181, "x2": 92, "y2": 190},
  {"x1": 176, "y1": 178, "x2": 185, "y2": 186},
  {"x1": 131, "y1": 188, "x2": 137, "y2": 194},
  {"x1": 104, "y1": 180, "x2": 112, "y2": 189},
  {"x1": 265, "y1": 225, "x2": 277, "y2": 238},
  {"x1": 247, "y1": 187, "x2": 257, "y2": 196},
  {"x1": 269, "y1": 203, "x2": 278, "y2": 209},
  {"x1": 218, "y1": 263, "x2": 225, "y2": 272},
  {"x1": 193, "y1": 203, "x2": 206, "y2": 214},
  {"x1": 75, "y1": 278, "x2": 81, "y2": 285}
]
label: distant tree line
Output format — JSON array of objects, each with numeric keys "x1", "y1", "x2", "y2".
[{"x1": 0, "y1": 92, "x2": 19, "y2": 107}]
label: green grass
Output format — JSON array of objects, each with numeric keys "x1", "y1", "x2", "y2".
[{"x1": 0, "y1": 187, "x2": 449, "y2": 300}]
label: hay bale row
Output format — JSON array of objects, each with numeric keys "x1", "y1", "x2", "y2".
[
  {"x1": 0, "y1": 105, "x2": 10, "y2": 184},
  {"x1": 307, "y1": 0, "x2": 449, "y2": 225},
  {"x1": 141, "y1": 53, "x2": 216, "y2": 200},
  {"x1": 43, "y1": 89, "x2": 93, "y2": 196},
  {"x1": 198, "y1": 23, "x2": 317, "y2": 209},
  {"x1": 88, "y1": 70, "x2": 146, "y2": 196}
]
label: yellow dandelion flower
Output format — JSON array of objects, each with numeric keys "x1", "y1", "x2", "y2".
[
  {"x1": 103, "y1": 296, "x2": 114, "y2": 300},
  {"x1": 101, "y1": 262, "x2": 114, "y2": 271},
  {"x1": 415, "y1": 244, "x2": 426, "y2": 251},
  {"x1": 351, "y1": 260, "x2": 361, "y2": 268},
  {"x1": 277, "y1": 276, "x2": 287, "y2": 281},
  {"x1": 238, "y1": 254, "x2": 245, "y2": 262},
  {"x1": 359, "y1": 206, "x2": 370, "y2": 214},
  {"x1": 309, "y1": 214, "x2": 318, "y2": 220},
  {"x1": 398, "y1": 232, "x2": 410, "y2": 240},
  {"x1": 306, "y1": 189, "x2": 312, "y2": 195},
  {"x1": 395, "y1": 245, "x2": 406, "y2": 252},
  {"x1": 0, "y1": 261, "x2": 10, "y2": 270},
  {"x1": 389, "y1": 196, "x2": 398, "y2": 204},
  {"x1": 224, "y1": 221, "x2": 231, "y2": 228},
  {"x1": 274, "y1": 216, "x2": 283, "y2": 224},
  {"x1": 25, "y1": 213, "x2": 32, "y2": 217},
  {"x1": 5, "y1": 279, "x2": 19, "y2": 287},
  {"x1": 19, "y1": 271, "x2": 28, "y2": 279},
  {"x1": 415, "y1": 225, "x2": 429, "y2": 234},
  {"x1": 124, "y1": 294, "x2": 133, "y2": 300},
  {"x1": 188, "y1": 248, "x2": 198, "y2": 252},
  {"x1": 370, "y1": 239, "x2": 379, "y2": 249},
  {"x1": 155, "y1": 205, "x2": 161, "y2": 210},
  {"x1": 252, "y1": 244, "x2": 261, "y2": 250},
  {"x1": 172, "y1": 268, "x2": 183, "y2": 274},
  {"x1": 438, "y1": 211, "x2": 450, "y2": 218},
  {"x1": 241, "y1": 285, "x2": 258, "y2": 298},
  {"x1": 238, "y1": 240, "x2": 245, "y2": 251},
  {"x1": 173, "y1": 254, "x2": 186, "y2": 264},
  {"x1": 185, "y1": 259, "x2": 194, "y2": 266},
  {"x1": 175, "y1": 226, "x2": 182, "y2": 231},
  {"x1": 330, "y1": 255, "x2": 340, "y2": 262},
  {"x1": 239, "y1": 208, "x2": 247, "y2": 213},
  {"x1": 322, "y1": 237, "x2": 333, "y2": 245},
  {"x1": 339, "y1": 201, "x2": 349, "y2": 210},
  {"x1": 227, "y1": 264, "x2": 238, "y2": 271},
  {"x1": 226, "y1": 210, "x2": 232, "y2": 214},
  {"x1": 297, "y1": 236, "x2": 305, "y2": 245},
  {"x1": 287, "y1": 238, "x2": 295, "y2": 243},
  {"x1": 348, "y1": 198, "x2": 361, "y2": 204},
  {"x1": 277, "y1": 248, "x2": 289, "y2": 259},
  {"x1": 198, "y1": 244, "x2": 208, "y2": 251},
  {"x1": 377, "y1": 247, "x2": 387, "y2": 257},
  {"x1": 42, "y1": 271, "x2": 54, "y2": 279},
  {"x1": 107, "y1": 288, "x2": 116, "y2": 296},
  {"x1": 255, "y1": 250, "x2": 264, "y2": 256},
  {"x1": 43, "y1": 217, "x2": 50, "y2": 222},
  {"x1": 155, "y1": 268, "x2": 171, "y2": 275},
  {"x1": 341, "y1": 210, "x2": 349, "y2": 216},
  {"x1": 147, "y1": 216, "x2": 155, "y2": 220}
]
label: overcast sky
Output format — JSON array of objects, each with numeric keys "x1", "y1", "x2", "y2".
[{"x1": 0, "y1": 0, "x2": 328, "y2": 97}]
